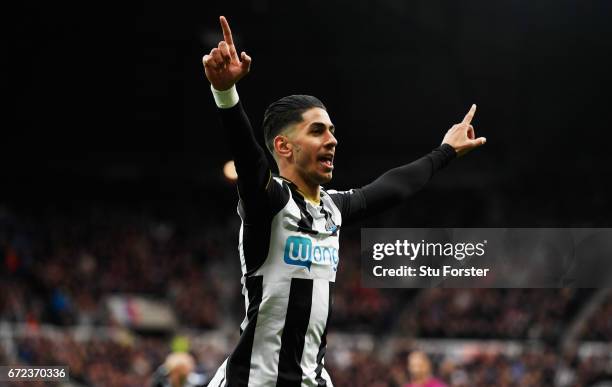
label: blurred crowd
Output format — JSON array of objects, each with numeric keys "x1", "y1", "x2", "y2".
[
  {"x1": 0, "y1": 204, "x2": 238, "y2": 329},
  {"x1": 3, "y1": 331, "x2": 612, "y2": 387},
  {"x1": 400, "y1": 288, "x2": 591, "y2": 341},
  {"x1": 12, "y1": 334, "x2": 165, "y2": 386},
  {"x1": 1, "y1": 203, "x2": 612, "y2": 386},
  {"x1": 580, "y1": 295, "x2": 612, "y2": 342}
]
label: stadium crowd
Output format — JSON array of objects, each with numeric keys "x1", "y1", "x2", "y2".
[
  {"x1": 3, "y1": 331, "x2": 612, "y2": 387},
  {"x1": 580, "y1": 295, "x2": 612, "y2": 342},
  {"x1": 402, "y1": 288, "x2": 591, "y2": 340}
]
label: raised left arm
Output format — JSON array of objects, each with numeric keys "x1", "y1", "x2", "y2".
[
  {"x1": 328, "y1": 105, "x2": 485, "y2": 223},
  {"x1": 442, "y1": 104, "x2": 486, "y2": 156}
]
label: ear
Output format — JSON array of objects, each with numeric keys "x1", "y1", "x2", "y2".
[{"x1": 274, "y1": 135, "x2": 293, "y2": 159}]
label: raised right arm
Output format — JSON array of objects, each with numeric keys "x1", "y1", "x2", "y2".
[{"x1": 203, "y1": 16, "x2": 285, "y2": 218}]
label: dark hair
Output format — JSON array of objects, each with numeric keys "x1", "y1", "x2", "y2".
[{"x1": 262, "y1": 95, "x2": 326, "y2": 156}]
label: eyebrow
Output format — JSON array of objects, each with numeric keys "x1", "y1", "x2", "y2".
[{"x1": 309, "y1": 122, "x2": 335, "y2": 132}]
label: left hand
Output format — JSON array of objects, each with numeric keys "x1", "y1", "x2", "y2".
[{"x1": 442, "y1": 104, "x2": 486, "y2": 156}]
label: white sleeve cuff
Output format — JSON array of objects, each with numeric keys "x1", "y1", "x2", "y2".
[{"x1": 211, "y1": 85, "x2": 239, "y2": 109}]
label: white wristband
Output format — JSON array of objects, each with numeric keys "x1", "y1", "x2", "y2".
[{"x1": 211, "y1": 85, "x2": 239, "y2": 109}]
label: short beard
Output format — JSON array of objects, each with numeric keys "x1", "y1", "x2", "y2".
[{"x1": 313, "y1": 172, "x2": 332, "y2": 185}]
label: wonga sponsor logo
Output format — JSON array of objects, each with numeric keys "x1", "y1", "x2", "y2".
[{"x1": 283, "y1": 236, "x2": 339, "y2": 271}]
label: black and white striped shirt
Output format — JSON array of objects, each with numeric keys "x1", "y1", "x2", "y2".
[{"x1": 207, "y1": 87, "x2": 455, "y2": 387}]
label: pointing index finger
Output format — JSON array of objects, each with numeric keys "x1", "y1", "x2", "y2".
[
  {"x1": 220, "y1": 16, "x2": 234, "y2": 46},
  {"x1": 462, "y1": 104, "x2": 477, "y2": 125}
]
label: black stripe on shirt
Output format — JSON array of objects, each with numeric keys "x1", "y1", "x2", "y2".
[
  {"x1": 315, "y1": 282, "x2": 333, "y2": 386},
  {"x1": 277, "y1": 278, "x2": 314, "y2": 386},
  {"x1": 227, "y1": 275, "x2": 263, "y2": 387}
]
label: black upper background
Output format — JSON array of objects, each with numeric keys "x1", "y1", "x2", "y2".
[{"x1": 6, "y1": 0, "x2": 612, "y2": 226}]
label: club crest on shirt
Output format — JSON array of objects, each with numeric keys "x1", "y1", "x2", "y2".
[{"x1": 321, "y1": 207, "x2": 339, "y2": 236}]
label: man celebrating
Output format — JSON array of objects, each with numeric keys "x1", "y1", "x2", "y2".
[{"x1": 203, "y1": 16, "x2": 485, "y2": 387}]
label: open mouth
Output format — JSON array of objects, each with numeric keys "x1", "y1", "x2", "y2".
[{"x1": 318, "y1": 154, "x2": 334, "y2": 170}]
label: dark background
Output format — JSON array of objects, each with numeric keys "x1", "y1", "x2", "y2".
[{"x1": 7, "y1": 0, "x2": 612, "y2": 226}]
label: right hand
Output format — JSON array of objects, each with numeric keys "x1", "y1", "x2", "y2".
[{"x1": 203, "y1": 16, "x2": 252, "y2": 91}]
